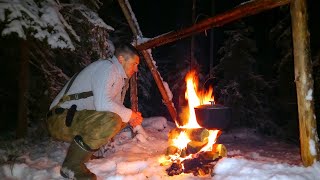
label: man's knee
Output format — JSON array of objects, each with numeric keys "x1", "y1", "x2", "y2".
[{"x1": 80, "y1": 111, "x2": 124, "y2": 149}]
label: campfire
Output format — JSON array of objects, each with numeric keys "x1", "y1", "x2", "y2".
[{"x1": 160, "y1": 71, "x2": 228, "y2": 176}]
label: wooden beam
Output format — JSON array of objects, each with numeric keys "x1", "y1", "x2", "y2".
[
  {"x1": 290, "y1": 0, "x2": 319, "y2": 166},
  {"x1": 136, "y1": 0, "x2": 290, "y2": 51},
  {"x1": 117, "y1": 0, "x2": 178, "y2": 124}
]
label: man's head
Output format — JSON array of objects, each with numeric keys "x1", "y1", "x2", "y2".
[{"x1": 115, "y1": 43, "x2": 140, "y2": 78}]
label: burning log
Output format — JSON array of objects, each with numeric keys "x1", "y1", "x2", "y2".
[
  {"x1": 182, "y1": 155, "x2": 219, "y2": 176},
  {"x1": 186, "y1": 128, "x2": 210, "y2": 142},
  {"x1": 201, "y1": 144, "x2": 227, "y2": 160},
  {"x1": 166, "y1": 153, "x2": 221, "y2": 176},
  {"x1": 166, "y1": 146, "x2": 179, "y2": 156},
  {"x1": 168, "y1": 128, "x2": 210, "y2": 144},
  {"x1": 166, "y1": 162, "x2": 183, "y2": 176},
  {"x1": 186, "y1": 140, "x2": 208, "y2": 155}
]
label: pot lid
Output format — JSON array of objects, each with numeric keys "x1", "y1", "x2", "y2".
[{"x1": 194, "y1": 103, "x2": 230, "y2": 109}]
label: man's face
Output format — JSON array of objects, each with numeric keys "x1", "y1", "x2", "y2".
[{"x1": 119, "y1": 54, "x2": 140, "y2": 78}]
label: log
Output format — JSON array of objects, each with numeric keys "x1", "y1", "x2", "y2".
[
  {"x1": 130, "y1": 74, "x2": 138, "y2": 112},
  {"x1": 186, "y1": 140, "x2": 208, "y2": 155},
  {"x1": 166, "y1": 145, "x2": 179, "y2": 156},
  {"x1": 290, "y1": 0, "x2": 319, "y2": 166},
  {"x1": 168, "y1": 128, "x2": 210, "y2": 143},
  {"x1": 187, "y1": 128, "x2": 210, "y2": 142},
  {"x1": 117, "y1": 0, "x2": 179, "y2": 124},
  {"x1": 136, "y1": 0, "x2": 290, "y2": 51},
  {"x1": 201, "y1": 144, "x2": 227, "y2": 160}
]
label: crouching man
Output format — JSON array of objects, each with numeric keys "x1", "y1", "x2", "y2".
[{"x1": 46, "y1": 43, "x2": 143, "y2": 179}]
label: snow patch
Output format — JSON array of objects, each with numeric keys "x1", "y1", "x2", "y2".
[
  {"x1": 305, "y1": 89, "x2": 313, "y2": 101},
  {"x1": 77, "y1": 5, "x2": 114, "y2": 30},
  {"x1": 142, "y1": 116, "x2": 168, "y2": 130},
  {"x1": 116, "y1": 161, "x2": 148, "y2": 175},
  {"x1": 309, "y1": 139, "x2": 317, "y2": 156},
  {"x1": 214, "y1": 158, "x2": 320, "y2": 180}
]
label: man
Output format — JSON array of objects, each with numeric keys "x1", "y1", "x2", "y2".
[{"x1": 46, "y1": 43, "x2": 143, "y2": 180}]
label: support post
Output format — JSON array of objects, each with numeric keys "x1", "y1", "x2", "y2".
[
  {"x1": 290, "y1": 0, "x2": 319, "y2": 166},
  {"x1": 117, "y1": 0, "x2": 178, "y2": 123}
]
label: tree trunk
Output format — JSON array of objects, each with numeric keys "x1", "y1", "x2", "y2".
[
  {"x1": 290, "y1": 0, "x2": 319, "y2": 166},
  {"x1": 136, "y1": 0, "x2": 290, "y2": 51},
  {"x1": 16, "y1": 39, "x2": 29, "y2": 138}
]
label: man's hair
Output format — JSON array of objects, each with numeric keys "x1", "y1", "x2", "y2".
[{"x1": 114, "y1": 43, "x2": 140, "y2": 59}]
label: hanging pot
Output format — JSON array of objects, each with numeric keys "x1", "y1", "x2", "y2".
[{"x1": 194, "y1": 101, "x2": 231, "y2": 130}]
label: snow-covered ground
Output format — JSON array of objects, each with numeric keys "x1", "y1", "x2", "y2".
[{"x1": 0, "y1": 117, "x2": 319, "y2": 180}]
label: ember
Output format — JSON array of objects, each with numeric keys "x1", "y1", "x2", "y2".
[
  {"x1": 166, "y1": 153, "x2": 220, "y2": 176},
  {"x1": 160, "y1": 70, "x2": 228, "y2": 176}
]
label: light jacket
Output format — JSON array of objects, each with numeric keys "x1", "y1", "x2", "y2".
[{"x1": 49, "y1": 56, "x2": 132, "y2": 123}]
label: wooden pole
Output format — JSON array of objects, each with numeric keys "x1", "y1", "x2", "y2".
[
  {"x1": 130, "y1": 74, "x2": 138, "y2": 112},
  {"x1": 136, "y1": 0, "x2": 290, "y2": 51},
  {"x1": 117, "y1": 0, "x2": 178, "y2": 123},
  {"x1": 290, "y1": 0, "x2": 319, "y2": 166}
]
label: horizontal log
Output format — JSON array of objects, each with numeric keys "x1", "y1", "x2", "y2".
[
  {"x1": 201, "y1": 144, "x2": 227, "y2": 160},
  {"x1": 136, "y1": 0, "x2": 290, "y2": 51},
  {"x1": 168, "y1": 128, "x2": 210, "y2": 144},
  {"x1": 166, "y1": 146, "x2": 179, "y2": 156},
  {"x1": 186, "y1": 140, "x2": 208, "y2": 155}
]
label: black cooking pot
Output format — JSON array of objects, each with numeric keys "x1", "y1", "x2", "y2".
[{"x1": 194, "y1": 102, "x2": 231, "y2": 130}]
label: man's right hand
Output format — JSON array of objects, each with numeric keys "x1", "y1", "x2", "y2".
[{"x1": 129, "y1": 111, "x2": 143, "y2": 127}]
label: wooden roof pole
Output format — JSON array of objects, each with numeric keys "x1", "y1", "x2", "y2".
[
  {"x1": 136, "y1": 0, "x2": 290, "y2": 51},
  {"x1": 290, "y1": 0, "x2": 319, "y2": 166},
  {"x1": 117, "y1": 0, "x2": 178, "y2": 124}
]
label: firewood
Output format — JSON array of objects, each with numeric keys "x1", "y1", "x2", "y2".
[
  {"x1": 180, "y1": 148, "x2": 187, "y2": 158},
  {"x1": 201, "y1": 144, "x2": 227, "y2": 160},
  {"x1": 185, "y1": 128, "x2": 209, "y2": 142},
  {"x1": 166, "y1": 146, "x2": 178, "y2": 156},
  {"x1": 168, "y1": 128, "x2": 210, "y2": 144},
  {"x1": 186, "y1": 140, "x2": 208, "y2": 155}
]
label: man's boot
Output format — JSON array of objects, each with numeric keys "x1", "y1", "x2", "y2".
[{"x1": 60, "y1": 135, "x2": 97, "y2": 180}]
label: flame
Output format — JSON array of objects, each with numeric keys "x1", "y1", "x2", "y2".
[
  {"x1": 199, "y1": 130, "x2": 220, "y2": 152},
  {"x1": 172, "y1": 131, "x2": 191, "y2": 149},
  {"x1": 168, "y1": 70, "x2": 221, "y2": 163},
  {"x1": 179, "y1": 70, "x2": 214, "y2": 128}
]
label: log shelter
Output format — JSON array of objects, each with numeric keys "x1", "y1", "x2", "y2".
[{"x1": 117, "y1": 0, "x2": 319, "y2": 166}]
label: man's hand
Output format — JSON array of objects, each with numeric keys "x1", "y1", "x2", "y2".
[{"x1": 129, "y1": 111, "x2": 143, "y2": 127}]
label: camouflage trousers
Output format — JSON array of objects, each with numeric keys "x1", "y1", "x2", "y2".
[{"x1": 46, "y1": 107, "x2": 127, "y2": 149}]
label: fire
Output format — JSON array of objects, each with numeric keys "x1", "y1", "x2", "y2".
[
  {"x1": 172, "y1": 132, "x2": 191, "y2": 149},
  {"x1": 165, "y1": 70, "x2": 220, "y2": 161},
  {"x1": 179, "y1": 70, "x2": 214, "y2": 128}
]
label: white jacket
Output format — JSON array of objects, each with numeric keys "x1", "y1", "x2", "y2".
[{"x1": 49, "y1": 56, "x2": 132, "y2": 123}]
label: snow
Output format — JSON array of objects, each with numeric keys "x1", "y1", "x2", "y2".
[
  {"x1": 0, "y1": 0, "x2": 113, "y2": 50},
  {"x1": 77, "y1": 5, "x2": 114, "y2": 30},
  {"x1": 1, "y1": 117, "x2": 320, "y2": 180},
  {"x1": 309, "y1": 139, "x2": 317, "y2": 156},
  {"x1": 306, "y1": 89, "x2": 313, "y2": 101},
  {"x1": 214, "y1": 158, "x2": 320, "y2": 180}
]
